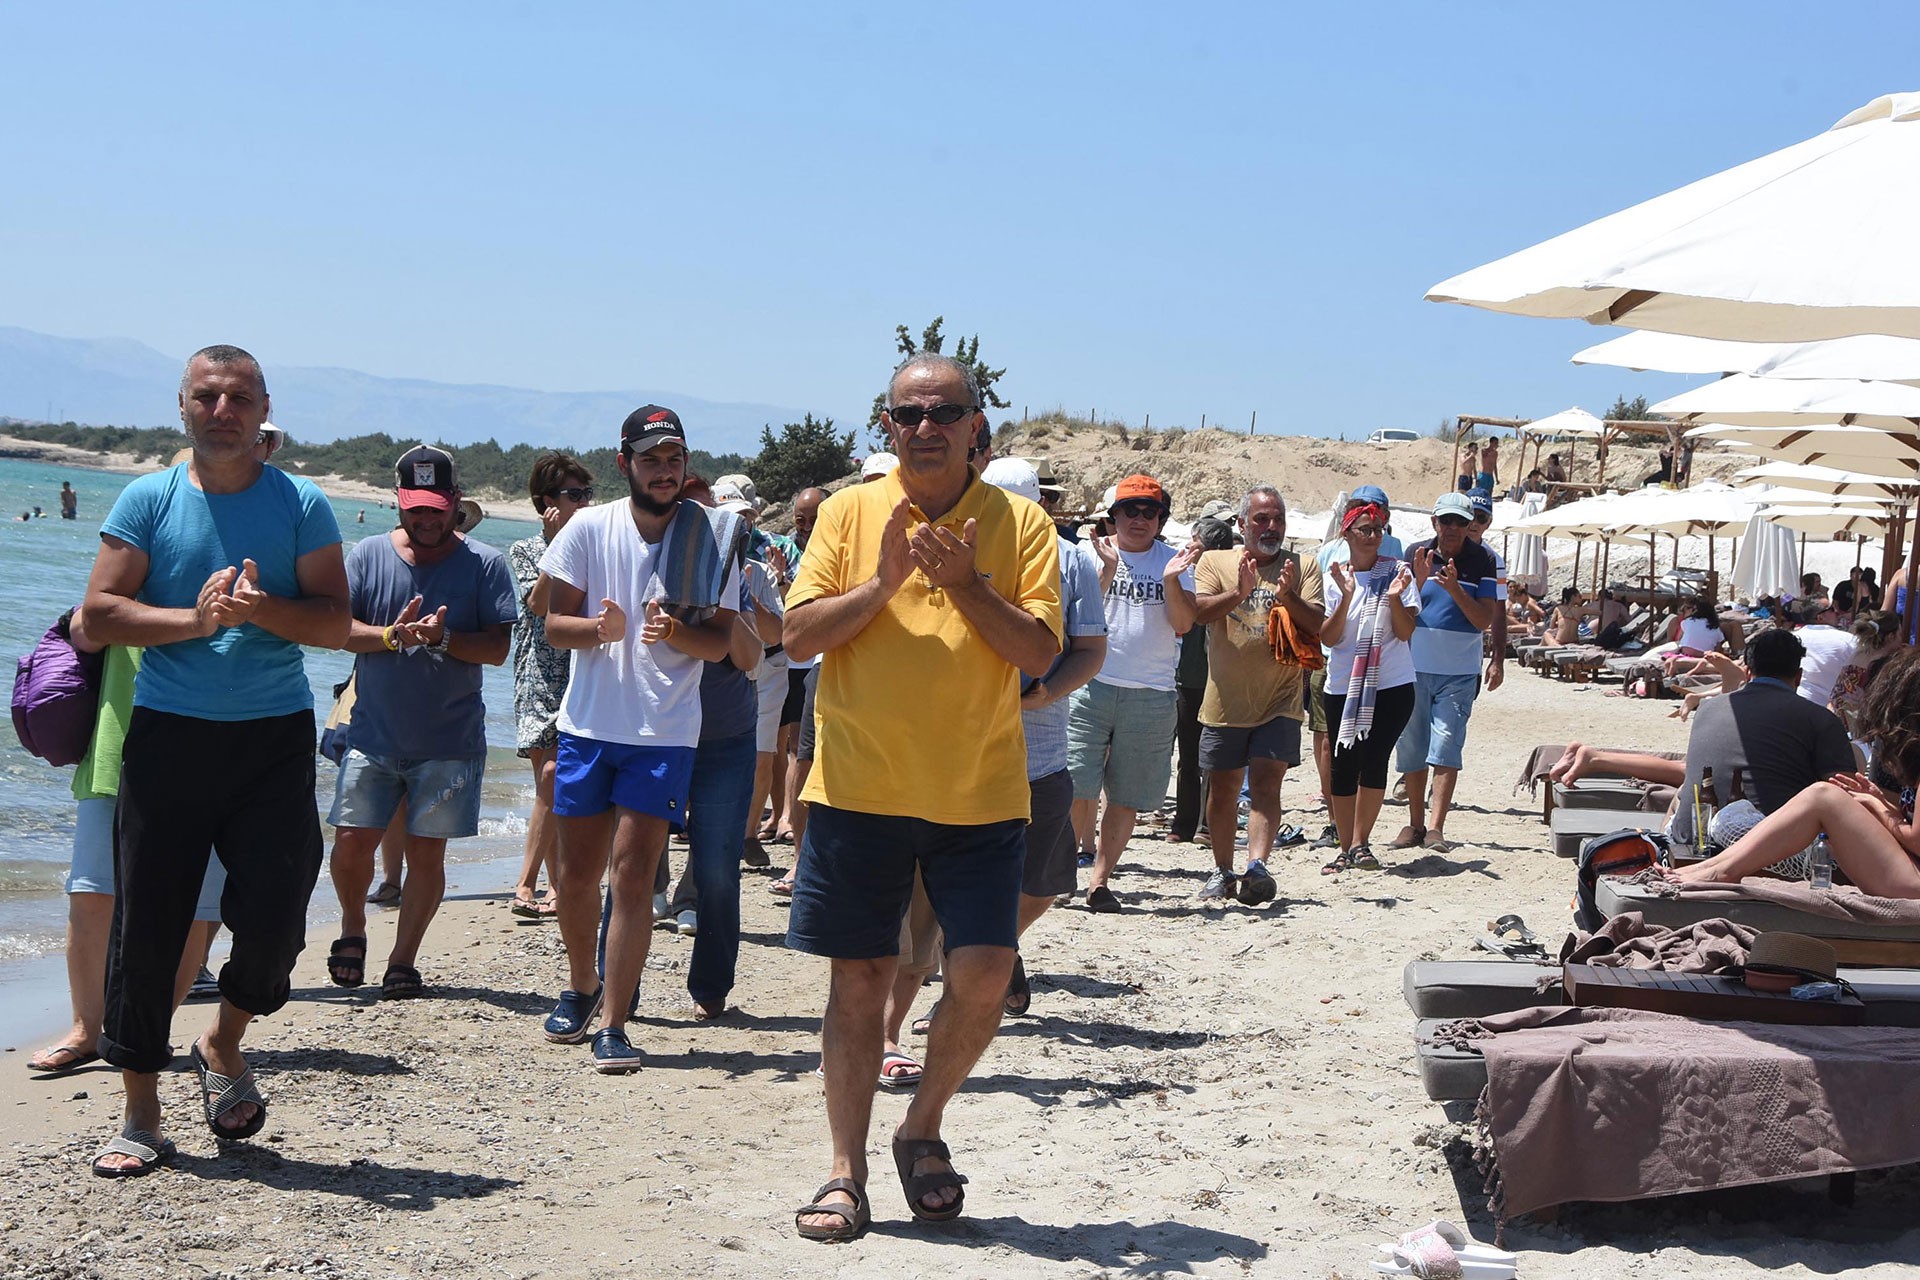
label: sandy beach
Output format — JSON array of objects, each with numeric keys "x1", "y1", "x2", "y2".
[{"x1": 4, "y1": 663, "x2": 1917, "y2": 1279}]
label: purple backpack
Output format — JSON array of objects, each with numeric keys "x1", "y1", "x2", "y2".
[{"x1": 11, "y1": 608, "x2": 104, "y2": 767}]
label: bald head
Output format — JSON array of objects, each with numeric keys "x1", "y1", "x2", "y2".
[{"x1": 793, "y1": 487, "x2": 828, "y2": 544}]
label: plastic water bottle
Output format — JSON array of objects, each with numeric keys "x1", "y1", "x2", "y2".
[{"x1": 1808, "y1": 832, "x2": 1834, "y2": 892}]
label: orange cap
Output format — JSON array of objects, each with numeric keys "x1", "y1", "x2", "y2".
[{"x1": 1111, "y1": 474, "x2": 1168, "y2": 511}]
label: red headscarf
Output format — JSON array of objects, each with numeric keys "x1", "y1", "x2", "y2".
[{"x1": 1342, "y1": 502, "x2": 1387, "y2": 533}]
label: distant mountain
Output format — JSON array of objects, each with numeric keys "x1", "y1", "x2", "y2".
[{"x1": 0, "y1": 326, "x2": 811, "y2": 455}]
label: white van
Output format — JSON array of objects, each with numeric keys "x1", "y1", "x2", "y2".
[{"x1": 1365, "y1": 428, "x2": 1420, "y2": 446}]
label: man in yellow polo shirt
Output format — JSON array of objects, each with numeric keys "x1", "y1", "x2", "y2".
[{"x1": 783, "y1": 353, "x2": 1061, "y2": 1240}]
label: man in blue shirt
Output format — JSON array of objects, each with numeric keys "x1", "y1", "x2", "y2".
[
  {"x1": 1391, "y1": 493, "x2": 1498, "y2": 852},
  {"x1": 82, "y1": 345, "x2": 349, "y2": 1175},
  {"x1": 325, "y1": 445, "x2": 516, "y2": 1000}
]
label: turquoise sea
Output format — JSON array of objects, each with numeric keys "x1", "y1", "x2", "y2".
[{"x1": 0, "y1": 455, "x2": 541, "y2": 1040}]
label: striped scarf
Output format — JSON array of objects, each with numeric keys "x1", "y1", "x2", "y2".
[{"x1": 1337, "y1": 557, "x2": 1399, "y2": 751}]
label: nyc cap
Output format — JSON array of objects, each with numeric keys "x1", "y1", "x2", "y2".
[
  {"x1": 622, "y1": 405, "x2": 687, "y2": 453},
  {"x1": 395, "y1": 444, "x2": 458, "y2": 511}
]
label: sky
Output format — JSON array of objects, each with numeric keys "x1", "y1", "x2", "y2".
[{"x1": 5, "y1": 3, "x2": 1919, "y2": 439}]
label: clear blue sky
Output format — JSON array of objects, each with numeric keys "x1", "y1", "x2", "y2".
[{"x1": 5, "y1": 3, "x2": 1918, "y2": 438}]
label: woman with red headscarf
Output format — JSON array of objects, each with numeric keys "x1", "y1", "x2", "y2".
[{"x1": 1317, "y1": 501, "x2": 1421, "y2": 872}]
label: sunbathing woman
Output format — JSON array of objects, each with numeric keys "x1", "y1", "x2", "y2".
[{"x1": 1659, "y1": 647, "x2": 1920, "y2": 899}]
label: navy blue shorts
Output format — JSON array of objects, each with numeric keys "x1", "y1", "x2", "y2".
[
  {"x1": 552, "y1": 732, "x2": 695, "y2": 823},
  {"x1": 786, "y1": 803, "x2": 1025, "y2": 960}
]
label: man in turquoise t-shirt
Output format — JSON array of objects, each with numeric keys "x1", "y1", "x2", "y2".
[{"x1": 82, "y1": 345, "x2": 349, "y2": 1176}]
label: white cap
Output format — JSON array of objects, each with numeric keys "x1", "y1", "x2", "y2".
[
  {"x1": 710, "y1": 478, "x2": 756, "y2": 516},
  {"x1": 862, "y1": 452, "x2": 900, "y2": 480},
  {"x1": 1098, "y1": 484, "x2": 1119, "y2": 511},
  {"x1": 981, "y1": 456, "x2": 1042, "y2": 503},
  {"x1": 714, "y1": 473, "x2": 762, "y2": 512}
]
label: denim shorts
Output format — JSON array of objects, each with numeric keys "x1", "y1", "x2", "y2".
[
  {"x1": 1198, "y1": 714, "x2": 1303, "y2": 771},
  {"x1": 67, "y1": 796, "x2": 225, "y2": 920},
  {"x1": 327, "y1": 749, "x2": 486, "y2": 838},
  {"x1": 1067, "y1": 681, "x2": 1178, "y2": 811},
  {"x1": 787, "y1": 803, "x2": 1025, "y2": 960},
  {"x1": 552, "y1": 732, "x2": 696, "y2": 822},
  {"x1": 1395, "y1": 671, "x2": 1481, "y2": 774}
]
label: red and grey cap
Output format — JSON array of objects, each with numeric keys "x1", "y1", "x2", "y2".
[
  {"x1": 394, "y1": 444, "x2": 458, "y2": 511},
  {"x1": 621, "y1": 405, "x2": 687, "y2": 453}
]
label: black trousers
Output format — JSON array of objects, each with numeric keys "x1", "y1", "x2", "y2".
[
  {"x1": 100, "y1": 708, "x2": 324, "y2": 1073},
  {"x1": 1171, "y1": 683, "x2": 1207, "y2": 840},
  {"x1": 1322, "y1": 683, "x2": 1418, "y2": 795}
]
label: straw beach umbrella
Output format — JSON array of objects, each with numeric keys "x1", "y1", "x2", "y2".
[{"x1": 1427, "y1": 93, "x2": 1920, "y2": 341}]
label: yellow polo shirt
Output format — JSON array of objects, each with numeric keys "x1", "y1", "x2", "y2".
[{"x1": 789, "y1": 469, "x2": 1062, "y2": 824}]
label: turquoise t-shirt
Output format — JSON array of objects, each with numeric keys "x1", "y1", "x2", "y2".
[{"x1": 101, "y1": 463, "x2": 341, "y2": 720}]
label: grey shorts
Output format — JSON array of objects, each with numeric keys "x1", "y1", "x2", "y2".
[
  {"x1": 1066, "y1": 681, "x2": 1178, "y2": 812},
  {"x1": 1021, "y1": 768, "x2": 1077, "y2": 898},
  {"x1": 1198, "y1": 715, "x2": 1303, "y2": 772}
]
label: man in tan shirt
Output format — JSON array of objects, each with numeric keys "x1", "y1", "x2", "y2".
[{"x1": 1190, "y1": 485, "x2": 1325, "y2": 906}]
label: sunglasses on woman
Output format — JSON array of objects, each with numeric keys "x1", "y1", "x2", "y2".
[
  {"x1": 549, "y1": 486, "x2": 594, "y2": 504},
  {"x1": 887, "y1": 403, "x2": 976, "y2": 427}
]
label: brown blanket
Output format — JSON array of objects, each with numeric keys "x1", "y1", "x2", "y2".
[
  {"x1": 1557, "y1": 911, "x2": 1754, "y2": 972},
  {"x1": 1461, "y1": 1007, "x2": 1920, "y2": 1219},
  {"x1": 1635, "y1": 872, "x2": 1920, "y2": 924}
]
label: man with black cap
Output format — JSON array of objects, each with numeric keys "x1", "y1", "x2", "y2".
[
  {"x1": 534, "y1": 406, "x2": 743, "y2": 1072},
  {"x1": 1391, "y1": 492, "x2": 1499, "y2": 852},
  {"x1": 325, "y1": 445, "x2": 517, "y2": 1000}
]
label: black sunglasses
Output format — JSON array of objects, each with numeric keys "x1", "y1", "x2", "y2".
[
  {"x1": 549, "y1": 486, "x2": 594, "y2": 504},
  {"x1": 887, "y1": 403, "x2": 976, "y2": 428},
  {"x1": 1115, "y1": 501, "x2": 1164, "y2": 520},
  {"x1": 1435, "y1": 514, "x2": 1470, "y2": 527}
]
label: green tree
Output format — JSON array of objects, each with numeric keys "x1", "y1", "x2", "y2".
[
  {"x1": 751, "y1": 413, "x2": 854, "y2": 502},
  {"x1": 865, "y1": 316, "x2": 1009, "y2": 447},
  {"x1": 1606, "y1": 393, "x2": 1661, "y2": 421}
]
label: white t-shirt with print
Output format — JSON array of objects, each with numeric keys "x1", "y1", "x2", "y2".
[
  {"x1": 1086, "y1": 540, "x2": 1195, "y2": 692},
  {"x1": 1322, "y1": 562, "x2": 1421, "y2": 690},
  {"x1": 540, "y1": 501, "x2": 742, "y2": 748}
]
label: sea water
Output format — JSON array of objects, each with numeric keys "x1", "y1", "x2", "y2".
[{"x1": 0, "y1": 455, "x2": 544, "y2": 1037}]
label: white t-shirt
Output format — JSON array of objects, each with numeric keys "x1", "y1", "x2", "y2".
[
  {"x1": 1086, "y1": 540, "x2": 1195, "y2": 692},
  {"x1": 539, "y1": 502, "x2": 742, "y2": 748},
  {"x1": 1796, "y1": 624, "x2": 1857, "y2": 707},
  {"x1": 1677, "y1": 616, "x2": 1723, "y2": 651},
  {"x1": 1322, "y1": 562, "x2": 1421, "y2": 690}
]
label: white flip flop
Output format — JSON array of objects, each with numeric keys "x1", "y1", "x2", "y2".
[{"x1": 1372, "y1": 1219, "x2": 1516, "y2": 1278}]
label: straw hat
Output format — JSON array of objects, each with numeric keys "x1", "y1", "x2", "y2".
[
  {"x1": 454, "y1": 498, "x2": 486, "y2": 534},
  {"x1": 1743, "y1": 931, "x2": 1838, "y2": 991}
]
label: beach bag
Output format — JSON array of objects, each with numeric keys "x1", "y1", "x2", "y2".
[
  {"x1": 1266, "y1": 603, "x2": 1324, "y2": 671},
  {"x1": 1596, "y1": 622, "x2": 1631, "y2": 650},
  {"x1": 1572, "y1": 828, "x2": 1667, "y2": 931},
  {"x1": 11, "y1": 608, "x2": 105, "y2": 767},
  {"x1": 320, "y1": 675, "x2": 356, "y2": 765}
]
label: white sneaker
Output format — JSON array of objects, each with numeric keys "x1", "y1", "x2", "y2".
[{"x1": 676, "y1": 909, "x2": 697, "y2": 936}]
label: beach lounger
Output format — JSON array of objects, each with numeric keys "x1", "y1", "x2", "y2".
[
  {"x1": 1402, "y1": 959, "x2": 1564, "y2": 1019},
  {"x1": 1415, "y1": 1018, "x2": 1489, "y2": 1101},
  {"x1": 1454, "y1": 1008, "x2": 1920, "y2": 1220},
  {"x1": 1596, "y1": 877, "x2": 1920, "y2": 965},
  {"x1": 1549, "y1": 807, "x2": 1655, "y2": 858},
  {"x1": 1549, "y1": 778, "x2": 1669, "y2": 817}
]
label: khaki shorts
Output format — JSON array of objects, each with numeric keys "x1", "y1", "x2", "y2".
[{"x1": 1305, "y1": 667, "x2": 1328, "y2": 735}]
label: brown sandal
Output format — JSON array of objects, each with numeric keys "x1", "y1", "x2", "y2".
[
  {"x1": 892, "y1": 1135, "x2": 968, "y2": 1222},
  {"x1": 794, "y1": 1177, "x2": 869, "y2": 1242}
]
